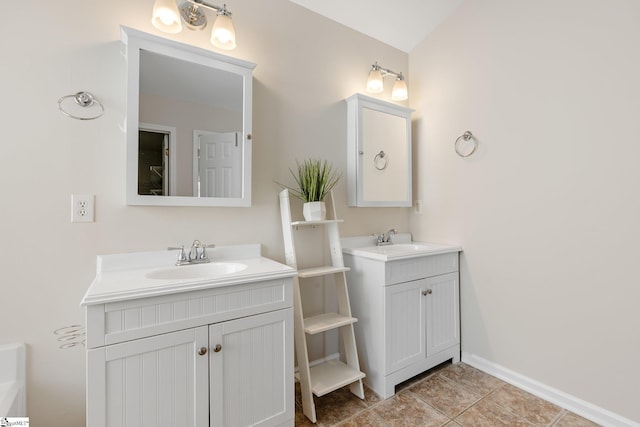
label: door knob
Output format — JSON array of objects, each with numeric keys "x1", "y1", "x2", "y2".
[
  {"x1": 213, "y1": 344, "x2": 222, "y2": 352},
  {"x1": 198, "y1": 347, "x2": 207, "y2": 356}
]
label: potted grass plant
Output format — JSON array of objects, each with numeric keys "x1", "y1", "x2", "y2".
[{"x1": 283, "y1": 159, "x2": 341, "y2": 221}]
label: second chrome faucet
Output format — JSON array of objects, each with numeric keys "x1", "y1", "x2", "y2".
[
  {"x1": 374, "y1": 229, "x2": 397, "y2": 246},
  {"x1": 171, "y1": 240, "x2": 215, "y2": 266}
]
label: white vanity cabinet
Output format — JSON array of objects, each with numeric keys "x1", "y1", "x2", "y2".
[
  {"x1": 82, "y1": 246, "x2": 296, "y2": 427},
  {"x1": 343, "y1": 244, "x2": 461, "y2": 399}
]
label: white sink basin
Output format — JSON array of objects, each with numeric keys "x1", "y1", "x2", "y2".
[{"x1": 144, "y1": 262, "x2": 248, "y2": 280}]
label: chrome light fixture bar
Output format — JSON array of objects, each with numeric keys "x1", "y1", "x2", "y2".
[
  {"x1": 366, "y1": 62, "x2": 408, "y2": 101},
  {"x1": 152, "y1": 0, "x2": 237, "y2": 50}
]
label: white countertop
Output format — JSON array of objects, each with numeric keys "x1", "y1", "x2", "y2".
[
  {"x1": 81, "y1": 244, "x2": 296, "y2": 306},
  {"x1": 341, "y1": 233, "x2": 462, "y2": 261}
]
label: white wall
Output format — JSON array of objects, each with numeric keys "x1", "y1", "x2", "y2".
[
  {"x1": 0, "y1": 1, "x2": 409, "y2": 424},
  {"x1": 410, "y1": 0, "x2": 640, "y2": 422}
]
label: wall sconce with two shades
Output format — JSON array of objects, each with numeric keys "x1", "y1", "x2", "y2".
[
  {"x1": 151, "y1": 0, "x2": 237, "y2": 50},
  {"x1": 366, "y1": 62, "x2": 408, "y2": 101}
]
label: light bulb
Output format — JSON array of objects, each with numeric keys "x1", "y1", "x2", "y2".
[
  {"x1": 211, "y1": 14, "x2": 236, "y2": 50},
  {"x1": 391, "y1": 78, "x2": 408, "y2": 101},
  {"x1": 366, "y1": 69, "x2": 384, "y2": 93},
  {"x1": 152, "y1": 0, "x2": 182, "y2": 34}
]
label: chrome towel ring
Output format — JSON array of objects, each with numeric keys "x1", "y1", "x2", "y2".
[
  {"x1": 57, "y1": 91, "x2": 104, "y2": 120},
  {"x1": 455, "y1": 130, "x2": 478, "y2": 157},
  {"x1": 374, "y1": 150, "x2": 389, "y2": 170}
]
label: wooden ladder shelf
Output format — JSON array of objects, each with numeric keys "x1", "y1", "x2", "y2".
[{"x1": 279, "y1": 189, "x2": 365, "y2": 423}]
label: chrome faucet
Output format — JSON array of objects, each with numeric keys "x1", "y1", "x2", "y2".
[
  {"x1": 374, "y1": 228, "x2": 397, "y2": 246},
  {"x1": 169, "y1": 240, "x2": 215, "y2": 266}
]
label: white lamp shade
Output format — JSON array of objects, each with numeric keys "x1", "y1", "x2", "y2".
[
  {"x1": 211, "y1": 14, "x2": 237, "y2": 50},
  {"x1": 366, "y1": 69, "x2": 384, "y2": 93},
  {"x1": 152, "y1": 0, "x2": 182, "y2": 34},
  {"x1": 391, "y1": 78, "x2": 408, "y2": 101}
]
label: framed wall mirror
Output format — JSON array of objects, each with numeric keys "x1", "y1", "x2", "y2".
[
  {"x1": 346, "y1": 94, "x2": 413, "y2": 207},
  {"x1": 121, "y1": 26, "x2": 256, "y2": 206}
]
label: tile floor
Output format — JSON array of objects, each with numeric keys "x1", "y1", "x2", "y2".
[{"x1": 294, "y1": 362, "x2": 601, "y2": 426}]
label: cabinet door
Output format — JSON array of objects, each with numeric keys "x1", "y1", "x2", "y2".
[
  {"x1": 385, "y1": 279, "x2": 426, "y2": 374},
  {"x1": 209, "y1": 308, "x2": 293, "y2": 427},
  {"x1": 425, "y1": 273, "x2": 460, "y2": 357},
  {"x1": 87, "y1": 326, "x2": 209, "y2": 427},
  {"x1": 346, "y1": 93, "x2": 413, "y2": 207}
]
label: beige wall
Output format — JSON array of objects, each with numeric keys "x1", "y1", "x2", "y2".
[
  {"x1": 410, "y1": 0, "x2": 640, "y2": 422},
  {"x1": 0, "y1": 1, "x2": 409, "y2": 424}
]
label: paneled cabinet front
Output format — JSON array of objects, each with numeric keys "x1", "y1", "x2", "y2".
[
  {"x1": 87, "y1": 327, "x2": 209, "y2": 426},
  {"x1": 385, "y1": 273, "x2": 459, "y2": 375},
  {"x1": 86, "y1": 278, "x2": 294, "y2": 427}
]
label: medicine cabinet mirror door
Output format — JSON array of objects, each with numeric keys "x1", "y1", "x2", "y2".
[
  {"x1": 121, "y1": 26, "x2": 256, "y2": 207},
  {"x1": 346, "y1": 94, "x2": 414, "y2": 207}
]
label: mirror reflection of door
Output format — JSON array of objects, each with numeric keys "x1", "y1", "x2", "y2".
[
  {"x1": 138, "y1": 129, "x2": 169, "y2": 196},
  {"x1": 193, "y1": 130, "x2": 242, "y2": 198}
]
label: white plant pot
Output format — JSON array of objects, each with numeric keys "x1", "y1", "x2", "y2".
[{"x1": 303, "y1": 201, "x2": 326, "y2": 221}]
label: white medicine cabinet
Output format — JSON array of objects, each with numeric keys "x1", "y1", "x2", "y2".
[
  {"x1": 121, "y1": 26, "x2": 255, "y2": 207},
  {"x1": 346, "y1": 94, "x2": 413, "y2": 207}
]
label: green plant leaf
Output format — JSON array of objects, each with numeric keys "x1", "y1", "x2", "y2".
[{"x1": 278, "y1": 159, "x2": 341, "y2": 202}]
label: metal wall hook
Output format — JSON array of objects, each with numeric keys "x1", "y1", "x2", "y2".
[
  {"x1": 57, "y1": 91, "x2": 104, "y2": 120},
  {"x1": 455, "y1": 130, "x2": 478, "y2": 157}
]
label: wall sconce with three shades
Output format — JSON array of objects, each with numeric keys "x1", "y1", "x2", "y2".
[
  {"x1": 151, "y1": 0, "x2": 237, "y2": 50},
  {"x1": 366, "y1": 62, "x2": 408, "y2": 101}
]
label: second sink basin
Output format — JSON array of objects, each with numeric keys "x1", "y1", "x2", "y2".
[{"x1": 145, "y1": 262, "x2": 248, "y2": 280}]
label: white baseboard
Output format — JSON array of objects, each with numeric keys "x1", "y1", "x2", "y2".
[{"x1": 461, "y1": 352, "x2": 639, "y2": 427}]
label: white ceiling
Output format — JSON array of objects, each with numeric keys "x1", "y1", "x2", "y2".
[{"x1": 289, "y1": 0, "x2": 464, "y2": 53}]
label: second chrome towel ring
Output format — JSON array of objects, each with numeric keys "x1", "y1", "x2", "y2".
[
  {"x1": 57, "y1": 91, "x2": 104, "y2": 121},
  {"x1": 455, "y1": 131, "x2": 478, "y2": 157},
  {"x1": 374, "y1": 150, "x2": 389, "y2": 170}
]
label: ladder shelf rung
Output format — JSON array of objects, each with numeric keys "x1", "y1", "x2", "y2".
[
  {"x1": 303, "y1": 313, "x2": 358, "y2": 335},
  {"x1": 291, "y1": 219, "x2": 343, "y2": 227},
  {"x1": 306, "y1": 360, "x2": 365, "y2": 397},
  {"x1": 298, "y1": 266, "x2": 349, "y2": 278}
]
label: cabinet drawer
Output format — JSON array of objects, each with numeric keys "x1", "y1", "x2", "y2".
[
  {"x1": 385, "y1": 253, "x2": 458, "y2": 285},
  {"x1": 86, "y1": 278, "x2": 293, "y2": 348}
]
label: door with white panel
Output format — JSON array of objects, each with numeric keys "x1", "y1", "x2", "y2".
[
  {"x1": 425, "y1": 273, "x2": 460, "y2": 357},
  {"x1": 87, "y1": 326, "x2": 209, "y2": 427},
  {"x1": 385, "y1": 279, "x2": 426, "y2": 374},
  {"x1": 194, "y1": 130, "x2": 242, "y2": 198},
  {"x1": 209, "y1": 309, "x2": 293, "y2": 427}
]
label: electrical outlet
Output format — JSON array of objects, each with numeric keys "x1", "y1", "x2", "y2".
[
  {"x1": 414, "y1": 199, "x2": 423, "y2": 215},
  {"x1": 71, "y1": 194, "x2": 95, "y2": 223}
]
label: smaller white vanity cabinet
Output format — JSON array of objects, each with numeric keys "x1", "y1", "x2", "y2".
[
  {"x1": 342, "y1": 236, "x2": 462, "y2": 399},
  {"x1": 82, "y1": 245, "x2": 296, "y2": 427}
]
